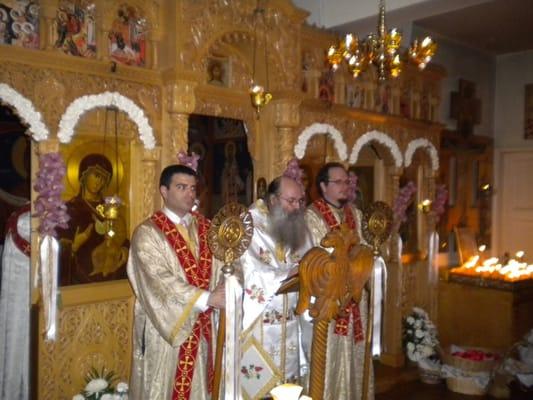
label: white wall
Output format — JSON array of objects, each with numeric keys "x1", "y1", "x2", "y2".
[
  {"x1": 412, "y1": 25, "x2": 496, "y2": 137},
  {"x1": 494, "y1": 50, "x2": 533, "y2": 149}
]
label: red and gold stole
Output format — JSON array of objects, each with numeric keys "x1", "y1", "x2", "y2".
[
  {"x1": 151, "y1": 210, "x2": 214, "y2": 400},
  {"x1": 312, "y1": 198, "x2": 364, "y2": 343},
  {"x1": 6, "y1": 204, "x2": 31, "y2": 257}
]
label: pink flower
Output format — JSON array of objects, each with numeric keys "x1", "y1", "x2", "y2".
[
  {"x1": 393, "y1": 181, "x2": 417, "y2": 231},
  {"x1": 282, "y1": 158, "x2": 304, "y2": 186},
  {"x1": 177, "y1": 150, "x2": 200, "y2": 171}
]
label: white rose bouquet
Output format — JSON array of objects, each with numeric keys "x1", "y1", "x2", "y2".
[
  {"x1": 403, "y1": 307, "x2": 439, "y2": 363},
  {"x1": 72, "y1": 368, "x2": 129, "y2": 400}
]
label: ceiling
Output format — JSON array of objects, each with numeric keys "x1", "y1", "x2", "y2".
[{"x1": 414, "y1": 0, "x2": 533, "y2": 55}]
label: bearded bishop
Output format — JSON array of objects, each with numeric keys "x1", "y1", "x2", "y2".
[{"x1": 236, "y1": 176, "x2": 313, "y2": 400}]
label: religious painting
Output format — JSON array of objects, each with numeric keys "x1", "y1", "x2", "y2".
[
  {"x1": 400, "y1": 83, "x2": 412, "y2": 118},
  {"x1": 207, "y1": 57, "x2": 229, "y2": 87},
  {"x1": 57, "y1": 138, "x2": 131, "y2": 286},
  {"x1": 256, "y1": 177, "x2": 267, "y2": 200},
  {"x1": 0, "y1": 0, "x2": 39, "y2": 49},
  {"x1": 450, "y1": 79, "x2": 481, "y2": 136},
  {"x1": 348, "y1": 166, "x2": 374, "y2": 212},
  {"x1": 524, "y1": 83, "x2": 533, "y2": 139},
  {"x1": 53, "y1": 0, "x2": 96, "y2": 58},
  {"x1": 213, "y1": 139, "x2": 253, "y2": 209},
  {"x1": 108, "y1": 3, "x2": 146, "y2": 67},
  {"x1": 376, "y1": 83, "x2": 392, "y2": 114},
  {"x1": 188, "y1": 115, "x2": 253, "y2": 218},
  {"x1": 345, "y1": 83, "x2": 363, "y2": 108},
  {"x1": 318, "y1": 70, "x2": 334, "y2": 106}
]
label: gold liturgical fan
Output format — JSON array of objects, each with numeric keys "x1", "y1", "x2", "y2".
[
  {"x1": 362, "y1": 201, "x2": 393, "y2": 254},
  {"x1": 208, "y1": 202, "x2": 253, "y2": 400}
]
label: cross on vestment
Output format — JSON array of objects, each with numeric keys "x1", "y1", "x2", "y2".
[
  {"x1": 177, "y1": 377, "x2": 190, "y2": 391},
  {"x1": 450, "y1": 79, "x2": 481, "y2": 136},
  {"x1": 180, "y1": 356, "x2": 194, "y2": 369}
]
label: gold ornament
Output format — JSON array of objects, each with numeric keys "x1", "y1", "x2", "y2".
[
  {"x1": 362, "y1": 201, "x2": 393, "y2": 253},
  {"x1": 208, "y1": 202, "x2": 254, "y2": 267}
]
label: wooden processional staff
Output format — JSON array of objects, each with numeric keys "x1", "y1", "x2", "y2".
[
  {"x1": 293, "y1": 201, "x2": 392, "y2": 400},
  {"x1": 207, "y1": 202, "x2": 253, "y2": 400}
]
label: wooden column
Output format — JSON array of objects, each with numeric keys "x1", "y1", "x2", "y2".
[
  {"x1": 163, "y1": 81, "x2": 197, "y2": 167},
  {"x1": 39, "y1": 0, "x2": 56, "y2": 51},
  {"x1": 273, "y1": 97, "x2": 301, "y2": 176}
]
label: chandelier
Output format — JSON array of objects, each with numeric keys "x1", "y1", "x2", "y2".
[
  {"x1": 249, "y1": 1, "x2": 272, "y2": 117},
  {"x1": 327, "y1": 0, "x2": 437, "y2": 81}
]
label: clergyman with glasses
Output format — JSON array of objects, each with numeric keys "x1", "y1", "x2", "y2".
[
  {"x1": 304, "y1": 162, "x2": 372, "y2": 400},
  {"x1": 235, "y1": 174, "x2": 313, "y2": 399}
]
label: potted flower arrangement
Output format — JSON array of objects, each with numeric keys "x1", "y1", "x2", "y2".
[
  {"x1": 72, "y1": 368, "x2": 129, "y2": 400},
  {"x1": 403, "y1": 307, "x2": 441, "y2": 384}
]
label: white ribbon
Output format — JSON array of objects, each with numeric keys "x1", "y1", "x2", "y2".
[
  {"x1": 428, "y1": 231, "x2": 439, "y2": 315},
  {"x1": 39, "y1": 235, "x2": 59, "y2": 341},
  {"x1": 428, "y1": 231, "x2": 439, "y2": 287},
  {"x1": 371, "y1": 256, "x2": 387, "y2": 357},
  {"x1": 224, "y1": 273, "x2": 243, "y2": 399}
]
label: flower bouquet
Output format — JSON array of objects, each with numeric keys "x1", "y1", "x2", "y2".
[
  {"x1": 72, "y1": 368, "x2": 129, "y2": 400},
  {"x1": 404, "y1": 307, "x2": 441, "y2": 383}
]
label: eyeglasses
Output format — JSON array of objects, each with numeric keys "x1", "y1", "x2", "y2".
[
  {"x1": 327, "y1": 179, "x2": 350, "y2": 186},
  {"x1": 277, "y1": 195, "x2": 306, "y2": 207}
]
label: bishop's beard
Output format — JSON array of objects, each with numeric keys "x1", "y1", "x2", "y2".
[{"x1": 269, "y1": 205, "x2": 308, "y2": 252}]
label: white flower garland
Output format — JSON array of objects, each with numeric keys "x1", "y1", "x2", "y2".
[
  {"x1": 349, "y1": 130, "x2": 402, "y2": 167},
  {"x1": 294, "y1": 123, "x2": 348, "y2": 161},
  {"x1": 0, "y1": 83, "x2": 49, "y2": 141},
  {"x1": 404, "y1": 138, "x2": 439, "y2": 171},
  {"x1": 58, "y1": 91, "x2": 155, "y2": 149}
]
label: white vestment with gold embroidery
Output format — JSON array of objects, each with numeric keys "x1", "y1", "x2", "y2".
[
  {"x1": 305, "y1": 203, "x2": 374, "y2": 400},
  {"x1": 237, "y1": 199, "x2": 313, "y2": 400},
  {"x1": 127, "y1": 209, "x2": 218, "y2": 400}
]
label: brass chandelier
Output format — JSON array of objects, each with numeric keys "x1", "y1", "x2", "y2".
[{"x1": 327, "y1": 0, "x2": 437, "y2": 81}]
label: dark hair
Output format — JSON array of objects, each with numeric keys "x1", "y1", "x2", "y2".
[
  {"x1": 159, "y1": 164, "x2": 197, "y2": 188},
  {"x1": 315, "y1": 162, "x2": 346, "y2": 196},
  {"x1": 266, "y1": 176, "x2": 283, "y2": 206}
]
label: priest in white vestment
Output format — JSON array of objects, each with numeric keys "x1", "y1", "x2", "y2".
[
  {"x1": 0, "y1": 204, "x2": 30, "y2": 400},
  {"x1": 127, "y1": 164, "x2": 224, "y2": 400},
  {"x1": 305, "y1": 163, "x2": 373, "y2": 400},
  {"x1": 237, "y1": 176, "x2": 313, "y2": 400}
]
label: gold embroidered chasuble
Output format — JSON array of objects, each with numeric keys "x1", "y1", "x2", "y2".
[
  {"x1": 305, "y1": 201, "x2": 374, "y2": 400},
  {"x1": 127, "y1": 210, "x2": 219, "y2": 400},
  {"x1": 236, "y1": 199, "x2": 313, "y2": 400}
]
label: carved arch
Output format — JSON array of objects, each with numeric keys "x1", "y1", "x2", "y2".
[
  {"x1": 404, "y1": 138, "x2": 439, "y2": 171},
  {"x1": 198, "y1": 29, "x2": 286, "y2": 90},
  {"x1": 57, "y1": 92, "x2": 155, "y2": 149},
  {"x1": 349, "y1": 130, "x2": 402, "y2": 167},
  {"x1": 294, "y1": 123, "x2": 348, "y2": 161},
  {"x1": 0, "y1": 83, "x2": 49, "y2": 141}
]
